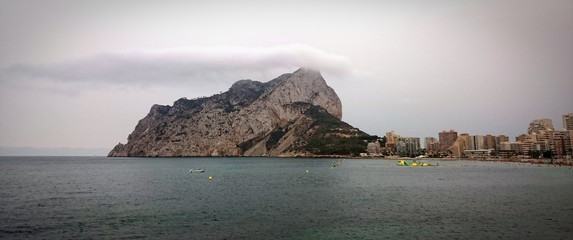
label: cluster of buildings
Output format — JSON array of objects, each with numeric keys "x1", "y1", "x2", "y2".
[
  {"x1": 364, "y1": 131, "x2": 422, "y2": 157},
  {"x1": 503, "y1": 115, "x2": 573, "y2": 158},
  {"x1": 366, "y1": 113, "x2": 573, "y2": 159}
]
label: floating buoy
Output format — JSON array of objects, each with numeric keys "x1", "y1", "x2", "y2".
[
  {"x1": 208, "y1": 176, "x2": 213, "y2": 181},
  {"x1": 306, "y1": 169, "x2": 309, "y2": 173}
]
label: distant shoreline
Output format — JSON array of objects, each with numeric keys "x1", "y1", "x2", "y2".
[
  {"x1": 351, "y1": 156, "x2": 573, "y2": 166},
  {"x1": 2, "y1": 155, "x2": 572, "y2": 166}
]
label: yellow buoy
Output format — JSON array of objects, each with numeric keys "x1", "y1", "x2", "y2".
[{"x1": 208, "y1": 176, "x2": 213, "y2": 181}]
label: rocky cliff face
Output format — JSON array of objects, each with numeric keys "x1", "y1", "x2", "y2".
[{"x1": 109, "y1": 68, "x2": 372, "y2": 157}]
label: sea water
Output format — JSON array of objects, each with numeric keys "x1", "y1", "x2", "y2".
[{"x1": 1, "y1": 157, "x2": 572, "y2": 239}]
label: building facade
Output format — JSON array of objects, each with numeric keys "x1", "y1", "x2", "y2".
[
  {"x1": 496, "y1": 135, "x2": 509, "y2": 143},
  {"x1": 366, "y1": 141, "x2": 382, "y2": 155},
  {"x1": 515, "y1": 134, "x2": 527, "y2": 143},
  {"x1": 552, "y1": 130, "x2": 571, "y2": 157},
  {"x1": 484, "y1": 135, "x2": 496, "y2": 150},
  {"x1": 397, "y1": 137, "x2": 420, "y2": 157},
  {"x1": 527, "y1": 118, "x2": 554, "y2": 134},
  {"x1": 498, "y1": 142, "x2": 523, "y2": 158},
  {"x1": 438, "y1": 130, "x2": 458, "y2": 155},
  {"x1": 469, "y1": 135, "x2": 485, "y2": 150},
  {"x1": 385, "y1": 131, "x2": 399, "y2": 153},
  {"x1": 424, "y1": 137, "x2": 440, "y2": 155},
  {"x1": 563, "y1": 113, "x2": 573, "y2": 130},
  {"x1": 451, "y1": 133, "x2": 470, "y2": 158}
]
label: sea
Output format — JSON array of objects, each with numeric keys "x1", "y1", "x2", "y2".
[{"x1": 0, "y1": 157, "x2": 572, "y2": 240}]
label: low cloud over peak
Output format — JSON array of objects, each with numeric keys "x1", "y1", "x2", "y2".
[{"x1": 1, "y1": 44, "x2": 355, "y2": 93}]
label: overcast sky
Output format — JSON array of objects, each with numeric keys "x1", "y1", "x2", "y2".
[{"x1": 1, "y1": 0, "x2": 572, "y2": 155}]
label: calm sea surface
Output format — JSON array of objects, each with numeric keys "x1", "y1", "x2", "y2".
[{"x1": 0, "y1": 157, "x2": 572, "y2": 239}]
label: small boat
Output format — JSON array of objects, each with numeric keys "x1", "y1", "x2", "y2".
[{"x1": 189, "y1": 168, "x2": 205, "y2": 173}]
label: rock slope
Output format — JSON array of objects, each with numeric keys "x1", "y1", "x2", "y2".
[{"x1": 109, "y1": 68, "x2": 374, "y2": 157}]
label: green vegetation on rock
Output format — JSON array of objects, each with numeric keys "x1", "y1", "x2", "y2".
[{"x1": 302, "y1": 106, "x2": 376, "y2": 156}]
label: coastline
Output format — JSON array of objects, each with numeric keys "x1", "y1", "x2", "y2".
[
  {"x1": 351, "y1": 156, "x2": 573, "y2": 166},
  {"x1": 106, "y1": 153, "x2": 573, "y2": 166}
]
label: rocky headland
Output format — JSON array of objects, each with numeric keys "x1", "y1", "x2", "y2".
[{"x1": 109, "y1": 68, "x2": 376, "y2": 157}]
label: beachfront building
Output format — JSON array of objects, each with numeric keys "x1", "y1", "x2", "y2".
[
  {"x1": 570, "y1": 131, "x2": 573, "y2": 155},
  {"x1": 396, "y1": 137, "x2": 420, "y2": 157},
  {"x1": 553, "y1": 130, "x2": 572, "y2": 157},
  {"x1": 515, "y1": 115, "x2": 573, "y2": 158},
  {"x1": 500, "y1": 142, "x2": 523, "y2": 152},
  {"x1": 424, "y1": 137, "x2": 440, "y2": 155},
  {"x1": 496, "y1": 135, "x2": 509, "y2": 143},
  {"x1": 464, "y1": 149, "x2": 492, "y2": 158},
  {"x1": 515, "y1": 134, "x2": 527, "y2": 142},
  {"x1": 484, "y1": 135, "x2": 496, "y2": 150},
  {"x1": 528, "y1": 118, "x2": 554, "y2": 134},
  {"x1": 451, "y1": 133, "x2": 470, "y2": 158},
  {"x1": 498, "y1": 142, "x2": 523, "y2": 158},
  {"x1": 385, "y1": 131, "x2": 399, "y2": 153},
  {"x1": 535, "y1": 131, "x2": 553, "y2": 152},
  {"x1": 519, "y1": 131, "x2": 553, "y2": 153},
  {"x1": 469, "y1": 135, "x2": 485, "y2": 150},
  {"x1": 520, "y1": 134, "x2": 537, "y2": 153},
  {"x1": 366, "y1": 141, "x2": 383, "y2": 155},
  {"x1": 563, "y1": 113, "x2": 573, "y2": 130},
  {"x1": 497, "y1": 142, "x2": 523, "y2": 158},
  {"x1": 439, "y1": 130, "x2": 458, "y2": 155}
]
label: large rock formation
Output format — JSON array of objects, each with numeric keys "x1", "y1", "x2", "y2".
[{"x1": 109, "y1": 68, "x2": 375, "y2": 157}]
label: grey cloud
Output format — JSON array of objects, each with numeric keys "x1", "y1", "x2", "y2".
[{"x1": 0, "y1": 44, "x2": 355, "y2": 93}]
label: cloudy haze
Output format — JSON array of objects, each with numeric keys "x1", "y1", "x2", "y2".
[{"x1": 1, "y1": 0, "x2": 572, "y2": 155}]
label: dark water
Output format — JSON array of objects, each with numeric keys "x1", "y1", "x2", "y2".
[{"x1": 1, "y1": 157, "x2": 572, "y2": 239}]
